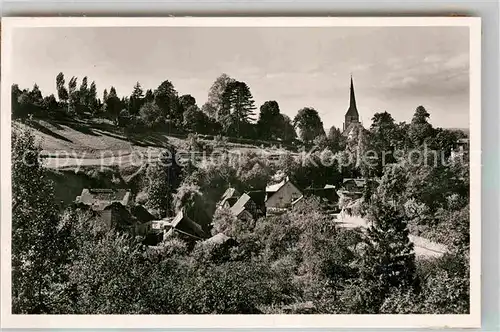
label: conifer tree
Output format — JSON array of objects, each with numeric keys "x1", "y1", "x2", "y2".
[
  {"x1": 220, "y1": 80, "x2": 256, "y2": 136},
  {"x1": 356, "y1": 194, "x2": 418, "y2": 313}
]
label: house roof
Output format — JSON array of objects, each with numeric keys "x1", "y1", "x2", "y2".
[
  {"x1": 324, "y1": 184, "x2": 335, "y2": 189},
  {"x1": 171, "y1": 210, "x2": 205, "y2": 238},
  {"x1": 218, "y1": 187, "x2": 240, "y2": 207},
  {"x1": 291, "y1": 195, "x2": 304, "y2": 206},
  {"x1": 343, "y1": 178, "x2": 366, "y2": 188},
  {"x1": 77, "y1": 188, "x2": 131, "y2": 209},
  {"x1": 230, "y1": 193, "x2": 252, "y2": 217},
  {"x1": 266, "y1": 179, "x2": 286, "y2": 193},
  {"x1": 204, "y1": 233, "x2": 233, "y2": 246},
  {"x1": 342, "y1": 122, "x2": 363, "y2": 137}
]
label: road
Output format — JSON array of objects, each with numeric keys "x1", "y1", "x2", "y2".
[{"x1": 334, "y1": 214, "x2": 448, "y2": 258}]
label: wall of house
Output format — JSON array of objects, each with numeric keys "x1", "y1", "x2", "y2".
[{"x1": 265, "y1": 182, "x2": 302, "y2": 209}]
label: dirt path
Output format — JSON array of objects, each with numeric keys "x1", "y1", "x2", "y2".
[{"x1": 334, "y1": 214, "x2": 448, "y2": 258}]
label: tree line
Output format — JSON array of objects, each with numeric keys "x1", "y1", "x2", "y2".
[{"x1": 12, "y1": 73, "x2": 312, "y2": 142}]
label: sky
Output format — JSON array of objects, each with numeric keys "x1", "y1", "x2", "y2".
[{"x1": 10, "y1": 26, "x2": 470, "y2": 129}]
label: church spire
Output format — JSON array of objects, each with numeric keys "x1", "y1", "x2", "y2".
[
  {"x1": 345, "y1": 75, "x2": 359, "y2": 118},
  {"x1": 343, "y1": 75, "x2": 360, "y2": 133},
  {"x1": 349, "y1": 75, "x2": 357, "y2": 111}
]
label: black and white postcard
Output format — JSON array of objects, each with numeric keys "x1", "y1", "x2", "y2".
[{"x1": 0, "y1": 17, "x2": 481, "y2": 329}]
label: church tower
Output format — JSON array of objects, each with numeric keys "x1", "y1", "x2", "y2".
[{"x1": 343, "y1": 76, "x2": 360, "y2": 132}]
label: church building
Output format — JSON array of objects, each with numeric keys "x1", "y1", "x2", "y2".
[{"x1": 342, "y1": 76, "x2": 363, "y2": 137}]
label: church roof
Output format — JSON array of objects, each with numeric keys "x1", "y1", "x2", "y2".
[{"x1": 345, "y1": 76, "x2": 359, "y2": 118}]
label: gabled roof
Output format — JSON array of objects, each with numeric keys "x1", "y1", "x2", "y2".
[
  {"x1": 266, "y1": 179, "x2": 286, "y2": 193},
  {"x1": 218, "y1": 187, "x2": 240, "y2": 208},
  {"x1": 230, "y1": 193, "x2": 252, "y2": 217},
  {"x1": 204, "y1": 233, "x2": 236, "y2": 246},
  {"x1": 77, "y1": 188, "x2": 131, "y2": 210},
  {"x1": 170, "y1": 210, "x2": 205, "y2": 238}
]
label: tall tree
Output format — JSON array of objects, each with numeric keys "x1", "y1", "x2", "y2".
[
  {"x1": 204, "y1": 73, "x2": 235, "y2": 120},
  {"x1": 293, "y1": 107, "x2": 326, "y2": 144},
  {"x1": 11, "y1": 128, "x2": 68, "y2": 313},
  {"x1": 279, "y1": 114, "x2": 297, "y2": 143},
  {"x1": 79, "y1": 76, "x2": 89, "y2": 108},
  {"x1": 357, "y1": 193, "x2": 418, "y2": 313},
  {"x1": 30, "y1": 84, "x2": 43, "y2": 108},
  {"x1": 327, "y1": 125, "x2": 345, "y2": 152},
  {"x1": 104, "y1": 87, "x2": 122, "y2": 124},
  {"x1": 154, "y1": 80, "x2": 181, "y2": 128},
  {"x1": 129, "y1": 81, "x2": 144, "y2": 115},
  {"x1": 146, "y1": 148, "x2": 183, "y2": 217},
  {"x1": 409, "y1": 106, "x2": 434, "y2": 147},
  {"x1": 257, "y1": 101, "x2": 283, "y2": 140},
  {"x1": 56, "y1": 72, "x2": 69, "y2": 103},
  {"x1": 220, "y1": 80, "x2": 256, "y2": 137},
  {"x1": 67, "y1": 76, "x2": 79, "y2": 115},
  {"x1": 88, "y1": 81, "x2": 98, "y2": 113}
]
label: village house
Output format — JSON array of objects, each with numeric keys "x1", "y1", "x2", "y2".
[
  {"x1": 451, "y1": 137, "x2": 470, "y2": 159},
  {"x1": 265, "y1": 177, "x2": 303, "y2": 215},
  {"x1": 75, "y1": 188, "x2": 159, "y2": 240},
  {"x1": 164, "y1": 209, "x2": 206, "y2": 242},
  {"x1": 341, "y1": 178, "x2": 366, "y2": 193},
  {"x1": 303, "y1": 184, "x2": 340, "y2": 212}
]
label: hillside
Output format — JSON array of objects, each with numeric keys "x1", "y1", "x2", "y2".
[{"x1": 15, "y1": 119, "x2": 292, "y2": 165}]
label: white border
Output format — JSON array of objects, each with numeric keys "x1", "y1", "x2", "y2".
[{"x1": 0, "y1": 17, "x2": 481, "y2": 329}]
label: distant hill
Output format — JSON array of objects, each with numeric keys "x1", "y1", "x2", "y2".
[{"x1": 448, "y1": 128, "x2": 470, "y2": 137}]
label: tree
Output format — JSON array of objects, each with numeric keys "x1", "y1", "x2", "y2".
[
  {"x1": 183, "y1": 105, "x2": 210, "y2": 133},
  {"x1": 42, "y1": 94, "x2": 59, "y2": 113},
  {"x1": 67, "y1": 76, "x2": 79, "y2": 115},
  {"x1": 139, "y1": 101, "x2": 164, "y2": 129},
  {"x1": 205, "y1": 73, "x2": 235, "y2": 120},
  {"x1": 129, "y1": 82, "x2": 144, "y2": 115},
  {"x1": 79, "y1": 76, "x2": 89, "y2": 108},
  {"x1": 367, "y1": 112, "x2": 400, "y2": 175},
  {"x1": 327, "y1": 125, "x2": 345, "y2": 152},
  {"x1": 88, "y1": 81, "x2": 98, "y2": 113},
  {"x1": 56, "y1": 72, "x2": 69, "y2": 103},
  {"x1": 257, "y1": 101, "x2": 282, "y2": 140},
  {"x1": 356, "y1": 194, "x2": 418, "y2": 313},
  {"x1": 30, "y1": 84, "x2": 43, "y2": 108},
  {"x1": 179, "y1": 94, "x2": 197, "y2": 110},
  {"x1": 104, "y1": 86, "x2": 122, "y2": 124},
  {"x1": 280, "y1": 114, "x2": 297, "y2": 143},
  {"x1": 220, "y1": 80, "x2": 256, "y2": 137},
  {"x1": 409, "y1": 106, "x2": 434, "y2": 147},
  {"x1": 154, "y1": 80, "x2": 181, "y2": 128},
  {"x1": 144, "y1": 89, "x2": 154, "y2": 103},
  {"x1": 293, "y1": 107, "x2": 326, "y2": 144},
  {"x1": 11, "y1": 128, "x2": 68, "y2": 313},
  {"x1": 145, "y1": 149, "x2": 183, "y2": 217},
  {"x1": 11, "y1": 84, "x2": 23, "y2": 118}
]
